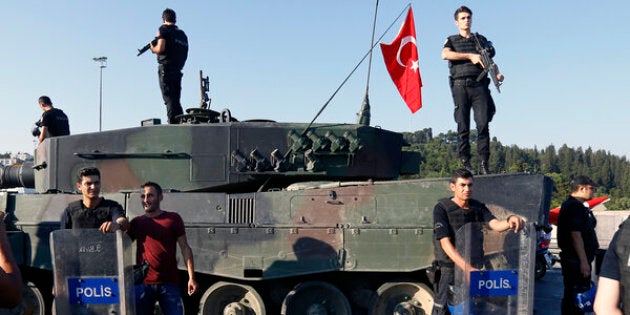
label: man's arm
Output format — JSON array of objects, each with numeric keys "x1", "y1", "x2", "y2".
[
  {"x1": 0, "y1": 212, "x2": 23, "y2": 308},
  {"x1": 177, "y1": 234, "x2": 198, "y2": 296},
  {"x1": 98, "y1": 205, "x2": 130, "y2": 233},
  {"x1": 488, "y1": 215, "x2": 524, "y2": 233},
  {"x1": 38, "y1": 126, "x2": 48, "y2": 144},
  {"x1": 571, "y1": 231, "x2": 591, "y2": 277},
  {"x1": 441, "y1": 47, "x2": 482, "y2": 66},
  {"x1": 150, "y1": 38, "x2": 166, "y2": 54},
  {"x1": 439, "y1": 237, "x2": 478, "y2": 272},
  {"x1": 594, "y1": 277, "x2": 622, "y2": 314}
]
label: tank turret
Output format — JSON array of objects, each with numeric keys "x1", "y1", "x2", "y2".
[{"x1": 28, "y1": 120, "x2": 419, "y2": 193}]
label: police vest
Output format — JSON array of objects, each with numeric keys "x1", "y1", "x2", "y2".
[
  {"x1": 157, "y1": 25, "x2": 188, "y2": 69},
  {"x1": 615, "y1": 217, "x2": 630, "y2": 312},
  {"x1": 434, "y1": 198, "x2": 485, "y2": 266},
  {"x1": 447, "y1": 35, "x2": 482, "y2": 79},
  {"x1": 66, "y1": 199, "x2": 120, "y2": 229}
]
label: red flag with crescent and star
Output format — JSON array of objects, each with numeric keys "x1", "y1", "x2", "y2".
[{"x1": 380, "y1": 7, "x2": 422, "y2": 113}]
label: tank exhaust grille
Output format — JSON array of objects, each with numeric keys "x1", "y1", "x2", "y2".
[{"x1": 228, "y1": 197, "x2": 256, "y2": 224}]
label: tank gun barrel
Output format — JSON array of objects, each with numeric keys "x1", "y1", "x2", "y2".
[{"x1": 0, "y1": 162, "x2": 35, "y2": 189}]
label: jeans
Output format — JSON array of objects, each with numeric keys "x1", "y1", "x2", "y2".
[{"x1": 135, "y1": 283, "x2": 184, "y2": 315}]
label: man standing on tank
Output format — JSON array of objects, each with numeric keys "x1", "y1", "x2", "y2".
[
  {"x1": 557, "y1": 175, "x2": 599, "y2": 315},
  {"x1": 442, "y1": 6, "x2": 503, "y2": 175},
  {"x1": 37, "y1": 95, "x2": 69, "y2": 144},
  {"x1": 150, "y1": 8, "x2": 188, "y2": 124},
  {"x1": 129, "y1": 181, "x2": 197, "y2": 315},
  {"x1": 61, "y1": 167, "x2": 129, "y2": 233},
  {"x1": 432, "y1": 168, "x2": 524, "y2": 315}
]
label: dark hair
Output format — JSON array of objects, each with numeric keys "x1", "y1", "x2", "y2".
[
  {"x1": 162, "y1": 8, "x2": 176, "y2": 23},
  {"x1": 77, "y1": 167, "x2": 100, "y2": 182},
  {"x1": 454, "y1": 6, "x2": 472, "y2": 20},
  {"x1": 141, "y1": 181, "x2": 163, "y2": 196},
  {"x1": 450, "y1": 168, "x2": 474, "y2": 184},
  {"x1": 38, "y1": 96, "x2": 52, "y2": 106},
  {"x1": 570, "y1": 175, "x2": 596, "y2": 192}
]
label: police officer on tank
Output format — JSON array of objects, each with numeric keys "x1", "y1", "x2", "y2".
[
  {"x1": 442, "y1": 6, "x2": 503, "y2": 175},
  {"x1": 35, "y1": 95, "x2": 70, "y2": 144},
  {"x1": 150, "y1": 8, "x2": 189, "y2": 124}
]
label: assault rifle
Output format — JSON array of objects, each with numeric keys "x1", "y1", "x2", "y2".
[
  {"x1": 137, "y1": 37, "x2": 158, "y2": 56},
  {"x1": 472, "y1": 32, "x2": 502, "y2": 93}
]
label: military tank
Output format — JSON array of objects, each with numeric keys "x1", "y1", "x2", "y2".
[{"x1": 0, "y1": 72, "x2": 552, "y2": 314}]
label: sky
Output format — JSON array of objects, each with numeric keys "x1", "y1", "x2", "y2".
[{"x1": 4, "y1": 1, "x2": 630, "y2": 159}]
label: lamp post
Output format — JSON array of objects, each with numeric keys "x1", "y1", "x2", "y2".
[{"x1": 92, "y1": 56, "x2": 107, "y2": 132}]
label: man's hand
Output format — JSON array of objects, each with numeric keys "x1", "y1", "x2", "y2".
[
  {"x1": 496, "y1": 72, "x2": 505, "y2": 82},
  {"x1": 98, "y1": 221, "x2": 118, "y2": 234},
  {"x1": 469, "y1": 54, "x2": 483, "y2": 67},
  {"x1": 580, "y1": 261, "x2": 591, "y2": 278},
  {"x1": 507, "y1": 215, "x2": 524, "y2": 232},
  {"x1": 187, "y1": 278, "x2": 198, "y2": 296}
]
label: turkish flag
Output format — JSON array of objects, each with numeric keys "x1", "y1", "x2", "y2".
[{"x1": 380, "y1": 7, "x2": 422, "y2": 113}]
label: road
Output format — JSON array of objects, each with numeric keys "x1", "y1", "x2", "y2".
[{"x1": 533, "y1": 265, "x2": 564, "y2": 315}]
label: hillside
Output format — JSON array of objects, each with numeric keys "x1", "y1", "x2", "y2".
[{"x1": 402, "y1": 129, "x2": 630, "y2": 210}]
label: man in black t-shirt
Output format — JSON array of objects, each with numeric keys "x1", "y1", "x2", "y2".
[
  {"x1": 557, "y1": 175, "x2": 599, "y2": 315},
  {"x1": 594, "y1": 216, "x2": 629, "y2": 314},
  {"x1": 431, "y1": 168, "x2": 524, "y2": 315},
  {"x1": 150, "y1": 8, "x2": 189, "y2": 124},
  {"x1": 37, "y1": 95, "x2": 69, "y2": 144},
  {"x1": 60, "y1": 167, "x2": 129, "y2": 233}
]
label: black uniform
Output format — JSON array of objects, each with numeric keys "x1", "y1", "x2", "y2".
[
  {"x1": 599, "y1": 216, "x2": 630, "y2": 313},
  {"x1": 41, "y1": 108, "x2": 70, "y2": 137},
  {"x1": 157, "y1": 24, "x2": 188, "y2": 124},
  {"x1": 444, "y1": 34, "x2": 496, "y2": 164},
  {"x1": 60, "y1": 198, "x2": 125, "y2": 229},
  {"x1": 432, "y1": 198, "x2": 495, "y2": 315},
  {"x1": 557, "y1": 196, "x2": 599, "y2": 315}
]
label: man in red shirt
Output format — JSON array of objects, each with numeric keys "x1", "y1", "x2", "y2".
[{"x1": 129, "y1": 181, "x2": 197, "y2": 315}]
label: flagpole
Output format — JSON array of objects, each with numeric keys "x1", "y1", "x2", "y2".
[
  {"x1": 300, "y1": 5, "x2": 410, "y2": 137},
  {"x1": 357, "y1": 0, "x2": 380, "y2": 126}
]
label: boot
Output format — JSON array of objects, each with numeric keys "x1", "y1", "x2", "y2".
[
  {"x1": 480, "y1": 160, "x2": 490, "y2": 175},
  {"x1": 461, "y1": 159, "x2": 475, "y2": 175}
]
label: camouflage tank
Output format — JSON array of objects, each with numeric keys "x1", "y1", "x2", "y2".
[{"x1": 0, "y1": 72, "x2": 552, "y2": 314}]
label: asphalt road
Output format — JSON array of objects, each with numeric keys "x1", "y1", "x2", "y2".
[{"x1": 534, "y1": 265, "x2": 564, "y2": 315}]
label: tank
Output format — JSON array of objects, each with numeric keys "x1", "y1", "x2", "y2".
[{"x1": 1, "y1": 72, "x2": 553, "y2": 314}]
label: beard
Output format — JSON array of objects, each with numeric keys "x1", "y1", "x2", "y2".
[{"x1": 143, "y1": 202, "x2": 158, "y2": 213}]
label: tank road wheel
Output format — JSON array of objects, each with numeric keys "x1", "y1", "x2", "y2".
[
  {"x1": 370, "y1": 282, "x2": 434, "y2": 315},
  {"x1": 21, "y1": 281, "x2": 45, "y2": 315},
  {"x1": 281, "y1": 281, "x2": 351, "y2": 315},
  {"x1": 198, "y1": 281, "x2": 266, "y2": 315}
]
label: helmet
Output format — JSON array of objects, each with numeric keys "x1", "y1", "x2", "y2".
[{"x1": 575, "y1": 284, "x2": 597, "y2": 312}]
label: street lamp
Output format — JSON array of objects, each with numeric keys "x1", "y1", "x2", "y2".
[{"x1": 92, "y1": 56, "x2": 107, "y2": 132}]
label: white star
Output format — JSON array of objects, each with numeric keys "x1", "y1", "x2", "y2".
[{"x1": 410, "y1": 60, "x2": 419, "y2": 72}]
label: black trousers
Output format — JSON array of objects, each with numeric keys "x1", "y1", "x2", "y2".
[
  {"x1": 450, "y1": 78, "x2": 495, "y2": 162},
  {"x1": 158, "y1": 65, "x2": 184, "y2": 124},
  {"x1": 432, "y1": 267, "x2": 453, "y2": 315},
  {"x1": 560, "y1": 257, "x2": 591, "y2": 315}
]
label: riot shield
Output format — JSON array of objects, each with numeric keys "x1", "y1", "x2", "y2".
[
  {"x1": 50, "y1": 229, "x2": 135, "y2": 314},
  {"x1": 450, "y1": 222, "x2": 535, "y2": 315}
]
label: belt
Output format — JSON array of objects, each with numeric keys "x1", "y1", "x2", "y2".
[{"x1": 451, "y1": 77, "x2": 483, "y2": 87}]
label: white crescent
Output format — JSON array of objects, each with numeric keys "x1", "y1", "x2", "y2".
[{"x1": 396, "y1": 35, "x2": 418, "y2": 68}]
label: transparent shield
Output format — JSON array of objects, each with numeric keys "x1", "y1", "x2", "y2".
[
  {"x1": 50, "y1": 229, "x2": 135, "y2": 315},
  {"x1": 451, "y1": 222, "x2": 535, "y2": 315}
]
